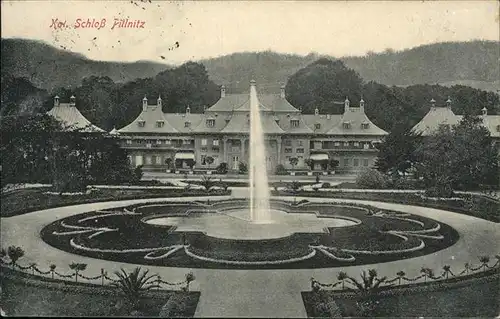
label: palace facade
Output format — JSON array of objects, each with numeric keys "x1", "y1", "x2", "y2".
[
  {"x1": 114, "y1": 81, "x2": 388, "y2": 173},
  {"x1": 46, "y1": 84, "x2": 500, "y2": 175}
]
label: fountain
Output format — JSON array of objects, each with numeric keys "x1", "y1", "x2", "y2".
[{"x1": 249, "y1": 80, "x2": 273, "y2": 224}]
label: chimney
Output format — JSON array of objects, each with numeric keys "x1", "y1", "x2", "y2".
[
  {"x1": 54, "y1": 95, "x2": 60, "y2": 107},
  {"x1": 157, "y1": 95, "x2": 162, "y2": 107},
  {"x1": 142, "y1": 96, "x2": 148, "y2": 110},
  {"x1": 280, "y1": 84, "x2": 286, "y2": 98},
  {"x1": 314, "y1": 107, "x2": 319, "y2": 116},
  {"x1": 482, "y1": 107, "x2": 488, "y2": 116},
  {"x1": 250, "y1": 79, "x2": 256, "y2": 87},
  {"x1": 360, "y1": 97, "x2": 365, "y2": 113},
  {"x1": 344, "y1": 97, "x2": 350, "y2": 113},
  {"x1": 186, "y1": 105, "x2": 191, "y2": 115},
  {"x1": 69, "y1": 95, "x2": 76, "y2": 107},
  {"x1": 446, "y1": 97, "x2": 452, "y2": 108},
  {"x1": 430, "y1": 98, "x2": 436, "y2": 107},
  {"x1": 220, "y1": 85, "x2": 226, "y2": 98}
]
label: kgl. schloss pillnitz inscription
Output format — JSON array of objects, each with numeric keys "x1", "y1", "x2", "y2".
[{"x1": 49, "y1": 18, "x2": 146, "y2": 30}]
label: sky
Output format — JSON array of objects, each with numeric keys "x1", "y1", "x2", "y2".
[{"x1": 1, "y1": 0, "x2": 499, "y2": 64}]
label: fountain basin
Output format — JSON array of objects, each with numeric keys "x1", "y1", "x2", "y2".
[{"x1": 144, "y1": 209, "x2": 358, "y2": 240}]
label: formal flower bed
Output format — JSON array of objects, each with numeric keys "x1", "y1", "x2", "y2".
[{"x1": 39, "y1": 200, "x2": 459, "y2": 269}]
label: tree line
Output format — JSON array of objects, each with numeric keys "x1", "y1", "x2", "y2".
[
  {"x1": 2, "y1": 58, "x2": 498, "y2": 134},
  {"x1": 0, "y1": 114, "x2": 139, "y2": 192}
]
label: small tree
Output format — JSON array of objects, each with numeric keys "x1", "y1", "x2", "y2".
[
  {"x1": 7, "y1": 246, "x2": 24, "y2": 266},
  {"x1": 186, "y1": 160, "x2": 196, "y2": 170},
  {"x1": 112, "y1": 267, "x2": 159, "y2": 312},
  {"x1": 185, "y1": 272, "x2": 195, "y2": 291},
  {"x1": 289, "y1": 157, "x2": 299, "y2": 171},
  {"x1": 396, "y1": 271, "x2": 405, "y2": 285},
  {"x1": 69, "y1": 262, "x2": 87, "y2": 283},
  {"x1": 305, "y1": 158, "x2": 314, "y2": 170},
  {"x1": 337, "y1": 271, "x2": 348, "y2": 290},
  {"x1": 165, "y1": 158, "x2": 173, "y2": 169},
  {"x1": 205, "y1": 156, "x2": 214, "y2": 168},
  {"x1": 442, "y1": 265, "x2": 451, "y2": 279},
  {"x1": 479, "y1": 256, "x2": 490, "y2": 271},
  {"x1": 133, "y1": 165, "x2": 144, "y2": 183},
  {"x1": 328, "y1": 159, "x2": 339, "y2": 172},
  {"x1": 50, "y1": 264, "x2": 57, "y2": 279},
  {"x1": 420, "y1": 267, "x2": 434, "y2": 282}
]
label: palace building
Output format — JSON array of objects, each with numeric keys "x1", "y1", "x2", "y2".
[
  {"x1": 45, "y1": 85, "x2": 500, "y2": 175},
  {"x1": 115, "y1": 81, "x2": 388, "y2": 173},
  {"x1": 412, "y1": 97, "x2": 500, "y2": 152}
]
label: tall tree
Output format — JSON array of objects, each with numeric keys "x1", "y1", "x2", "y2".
[
  {"x1": 286, "y1": 59, "x2": 364, "y2": 115},
  {"x1": 375, "y1": 122, "x2": 421, "y2": 177},
  {"x1": 414, "y1": 115, "x2": 499, "y2": 196}
]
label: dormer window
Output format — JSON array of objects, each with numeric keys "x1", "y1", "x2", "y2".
[
  {"x1": 361, "y1": 122, "x2": 369, "y2": 129},
  {"x1": 290, "y1": 119, "x2": 299, "y2": 128},
  {"x1": 315, "y1": 123, "x2": 321, "y2": 130},
  {"x1": 496, "y1": 125, "x2": 500, "y2": 132},
  {"x1": 138, "y1": 120, "x2": 146, "y2": 127},
  {"x1": 206, "y1": 119, "x2": 215, "y2": 127},
  {"x1": 156, "y1": 121, "x2": 164, "y2": 128},
  {"x1": 343, "y1": 121, "x2": 351, "y2": 129},
  {"x1": 184, "y1": 121, "x2": 191, "y2": 128}
]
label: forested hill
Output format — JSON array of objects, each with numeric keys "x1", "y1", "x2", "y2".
[
  {"x1": 1, "y1": 38, "x2": 171, "y2": 91},
  {"x1": 2, "y1": 38, "x2": 498, "y2": 93},
  {"x1": 200, "y1": 41, "x2": 499, "y2": 92},
  {"x1": 342, "y1": 40, "x2": 499, "y2": 89}
]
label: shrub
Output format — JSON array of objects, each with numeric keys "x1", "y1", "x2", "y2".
[
  {"x1": 215, "y1": 162, "x2": 228, "y2": 174},
  {"x1": 238, "y1": 162, "x2": 248, "y2": 174},
  {"x1": 356, "y1": 169, "x2": 388, "y2": 189},
  {"x1": 275, "y1": 164, "x2": 287, "y2": 175},
  {"x1": 112, "y1": 267, "x2": 159, "y2": 311},
  {"x1": 425, "y1": 185, "x2": 454, "y2": 198},
  {"x1": 133, "y1": 165, "x2": 144, "y2": 182}
]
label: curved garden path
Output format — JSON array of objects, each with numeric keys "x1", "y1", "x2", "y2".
[{"x1": 1, "y1": 191, "x2": 499, "y2": 318}]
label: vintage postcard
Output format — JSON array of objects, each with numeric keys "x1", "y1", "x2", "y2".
[{"x1": 1, "y1": 0, "x2": 499, "y2": 317}]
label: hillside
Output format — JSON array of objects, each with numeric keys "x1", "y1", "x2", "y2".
[
  {"x1": 201, "y1": 41, "x2": 499, "y2": 92},
  {"x1": 2, "y1": 39, "x2": 498, "y2": 94},
  {"x1": 1, "y1": 38, "x2": 171, "y2": 91},
  {"x1": 342, "y1": 41, "x2": 499, "y2": 87}
]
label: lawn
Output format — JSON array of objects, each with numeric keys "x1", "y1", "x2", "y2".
[
  {"x1": 1, "y1": 188, "x2": 230, "y2": 217},
  {"x1": 0, "y1": 266, "x2": 200, "y2": 317},
  {"x1": 273, "y1": 190, "x2": 500, "y2": 222},
  {"x1": 302, "y1": 272, "x2": 500, "y2": 317}
]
